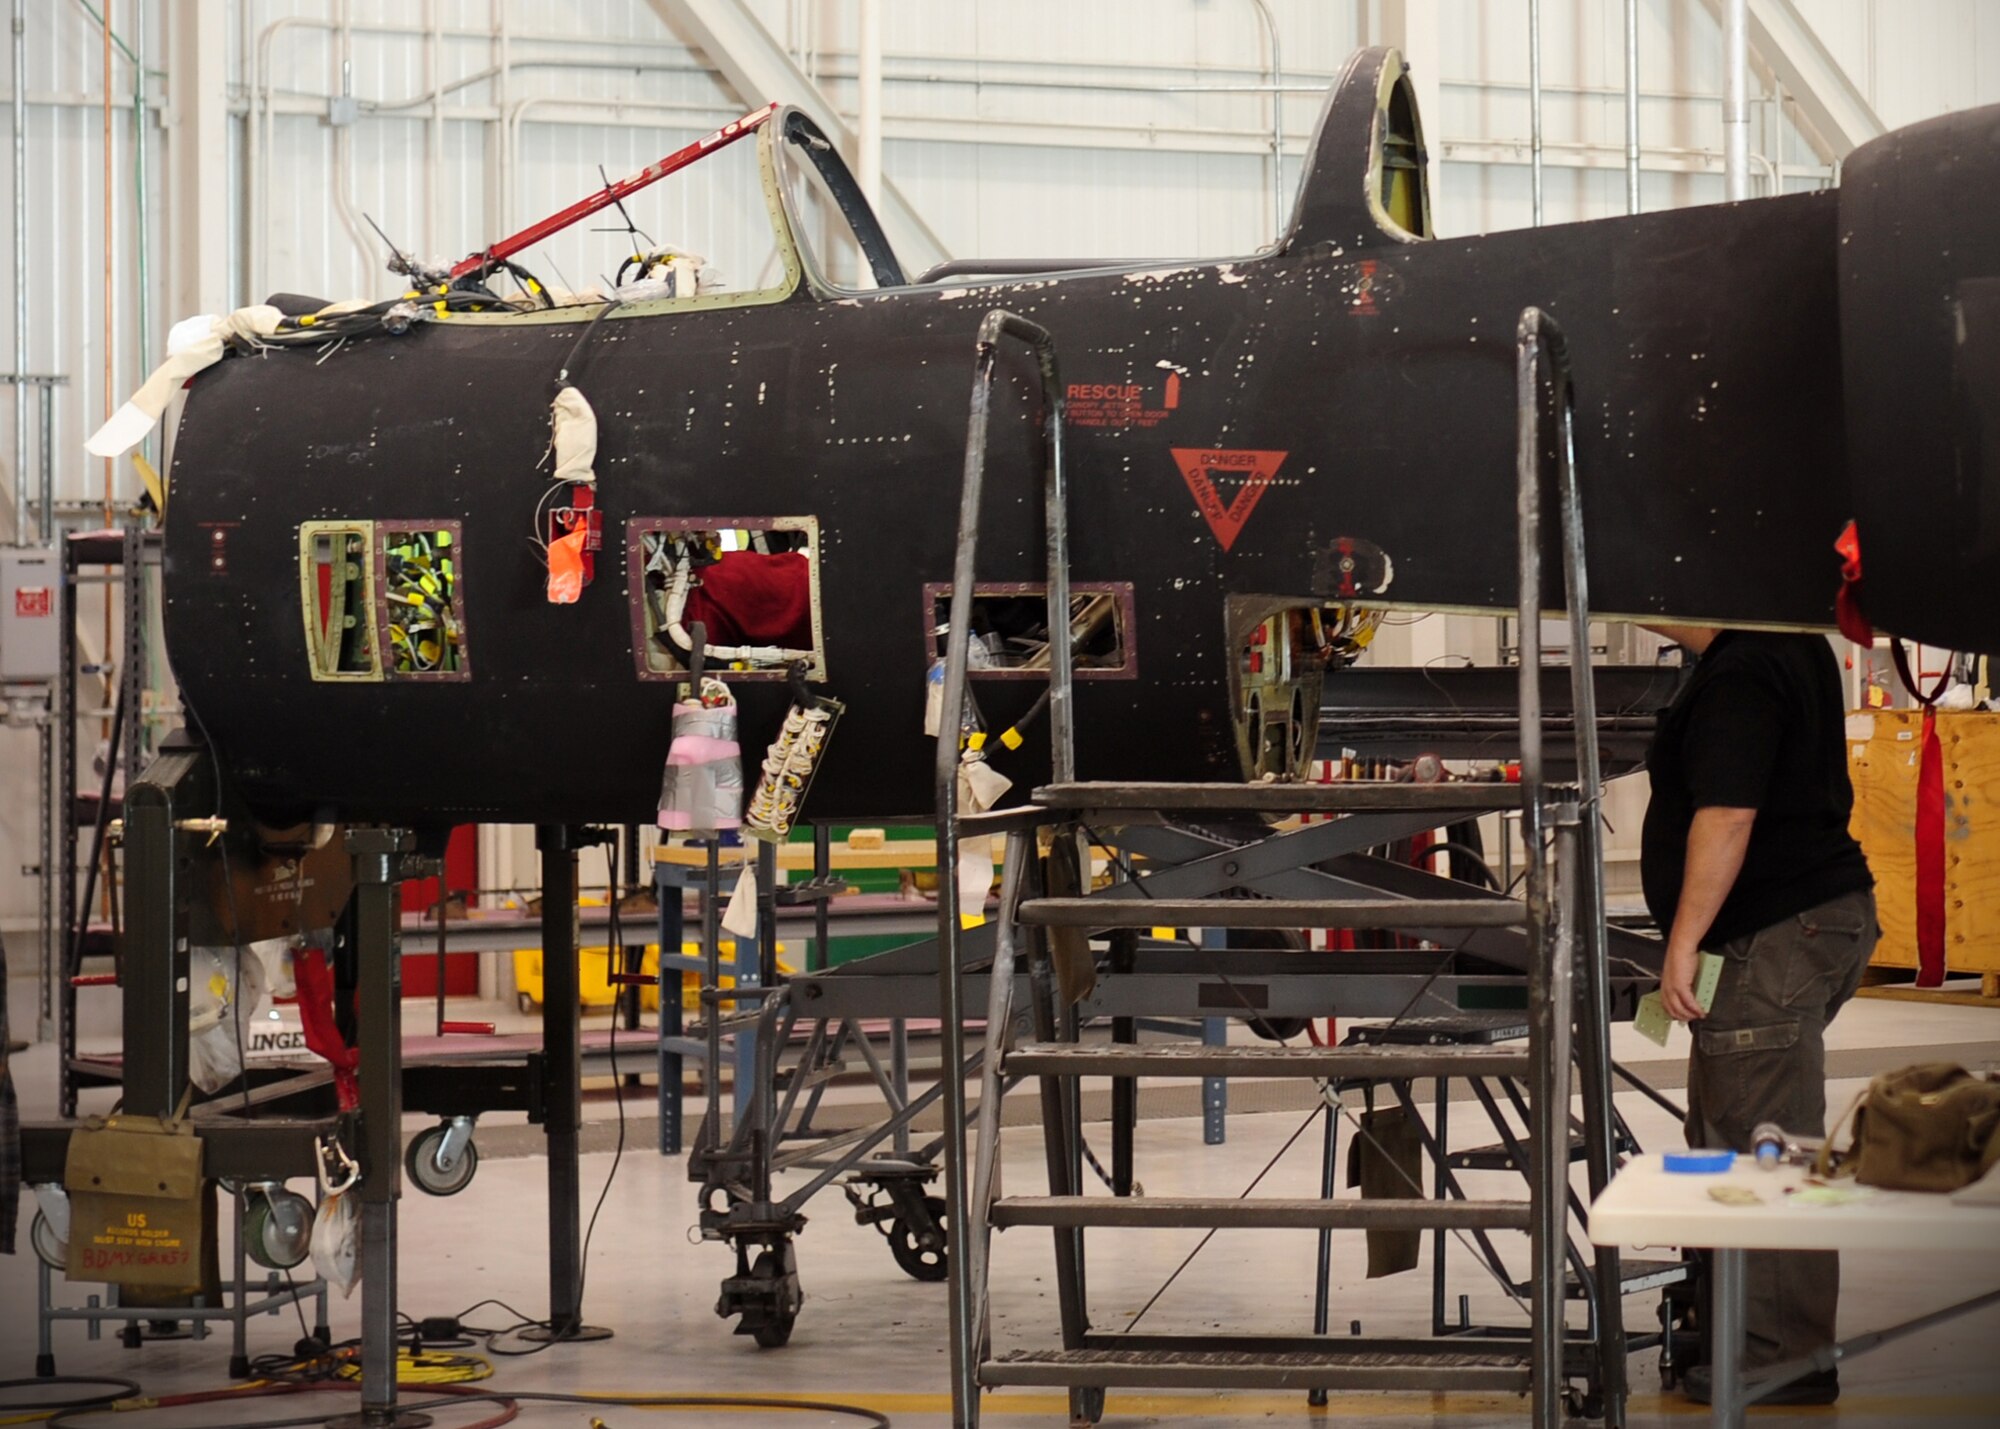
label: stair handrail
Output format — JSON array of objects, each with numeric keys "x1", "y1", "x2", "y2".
[
  {"x1": 1516, "y1": 305, "x2": 1624, "y2": 1425},
  {"x1": 936, "y1": 308, "x2": 1072, "y2": 1423}
]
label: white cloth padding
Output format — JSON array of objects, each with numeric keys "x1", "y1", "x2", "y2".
[
  {"x1": 311, "y1": 1189, "x2": 360, "y2": 1298},
  {"x1": 87, "y1": 304, "x2": 287, "y2": 458},
  {"x1": 721, "y1": 863, "x2": 760, "y2": 939},
  {"x1": 956, "y1": 751, "x2": 1014, "y2": 916},
  {"x1": 551, "y1": 384, "x2": 599, "y2": 485}
]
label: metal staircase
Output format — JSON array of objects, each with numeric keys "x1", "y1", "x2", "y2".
[{"x1": 929, "y1": 307, "x2": 1630, "y2": 1427}]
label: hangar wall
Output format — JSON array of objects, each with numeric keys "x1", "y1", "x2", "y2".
[{"x1": 2, "y1": 0, "x2": 1996, "y2": 949}]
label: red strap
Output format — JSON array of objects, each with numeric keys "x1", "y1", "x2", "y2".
[
  {"x1": 1833, "y1": 520, "x2": 1875, "y2": 645},
  {"x1": 1890, "y1": 641, "x2": 1953, "y2": 989},
  {"x1": 1913, "y1": 708, "x2": 1948, "y2": 988},
  {"x1": 293, "y1": 947, "x2": 360, "y2": 1111}
]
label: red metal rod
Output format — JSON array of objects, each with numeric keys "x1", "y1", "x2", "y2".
[
  {"x1": 440, "y1": 1020, "x2": 497, "y2": 1036},
  {"x1": 449, "y1": 102, "x2": 780, "y2": 280}
]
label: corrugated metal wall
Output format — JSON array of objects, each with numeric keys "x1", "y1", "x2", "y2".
[{"x1": 2, "y1": 0, "x2": 1995, "y2": 940}]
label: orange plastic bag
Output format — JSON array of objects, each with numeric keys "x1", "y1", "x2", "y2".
[{"x1": 547, "y1": 526, "x2": 588, "y2": 604}]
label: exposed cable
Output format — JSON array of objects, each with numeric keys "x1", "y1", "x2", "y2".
[{"x1": 0, "y1": 1378, "x2": 141, "y2": 1414}]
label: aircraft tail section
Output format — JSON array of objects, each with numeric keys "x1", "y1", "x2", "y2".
[{"x1": 1285, "y1": 46, "x2": 1433, "y2": 255}]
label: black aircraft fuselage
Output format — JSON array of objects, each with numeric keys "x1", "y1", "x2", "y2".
[{"x1": 158, "y1": 49, "x2": 2000, "y2": 832}]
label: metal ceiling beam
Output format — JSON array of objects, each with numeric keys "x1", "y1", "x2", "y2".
[
  {"x1": 1698, "y1": 0, "x2": 1885, "y2": 162},
  {"x1": 644, "y1": 0, "x2": 949, "y2": 274}
]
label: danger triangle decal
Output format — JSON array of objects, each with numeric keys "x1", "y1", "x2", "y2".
[{"x1": 1171, "y1": 447, "x2": 1287, "y2": 552}]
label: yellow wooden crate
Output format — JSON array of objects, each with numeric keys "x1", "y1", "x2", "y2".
[{"x1": 1848, "y1": 709, "x2": 2000, "y2": 977}]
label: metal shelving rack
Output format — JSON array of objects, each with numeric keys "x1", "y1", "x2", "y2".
[{"x1": 55, "y1": 525, "x2": 159, "y2": 1117}]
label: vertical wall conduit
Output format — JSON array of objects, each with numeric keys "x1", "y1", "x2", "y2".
[
  {"x1": 1724, "y1": 0, "x2": 1752, "y2": 200},
  {"x1": 1623, "y1": 0, "x2": 1642, "y2": 214}
]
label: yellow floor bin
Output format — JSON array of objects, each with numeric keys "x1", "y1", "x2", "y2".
[{"x1": 513, "y1": 940, "x2": 789, "y2": 1015}]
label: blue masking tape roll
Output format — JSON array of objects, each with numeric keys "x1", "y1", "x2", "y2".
[{"x1": 1663, "y1": 1149, "x2": 1737, "y2": 1174}]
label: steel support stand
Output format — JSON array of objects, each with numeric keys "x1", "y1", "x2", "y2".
[
  {"x1": 812, "y1": 823, "x2": 833, "y2": 972},
  {"x1": 120, "y1": 742, "x2": 208, "y2": 1119},
  {"x1": 1710, "y1": 1248, "x2": 1746, "y2": 1429},
  {"x1": 1109, "y1": 928, "x2": 1136, "y2": 1196},
  {"x1": 658, "y1": 861, "x2": 685, "y2": 1155},
  {"x1": 620, "y1": 826, "x2": 643, "y2": 1088},
  {"x1": 326, "y1": 827, "x2": 431, "y2": 1429},
  {"x1": 520, "y1": 826, "x2": 612, "y2": 1345},
  {"x1": 540, "y1": 824, "x2": 584, "y2": 1337}
]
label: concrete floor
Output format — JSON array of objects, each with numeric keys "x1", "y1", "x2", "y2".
[{"x1": 6, "y1": 995, "x2": 2000, "y2": 1427}]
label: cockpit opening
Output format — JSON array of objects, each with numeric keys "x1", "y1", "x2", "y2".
[{"x1": 632, "y1": 517, "x2": 825, "y2": 679}]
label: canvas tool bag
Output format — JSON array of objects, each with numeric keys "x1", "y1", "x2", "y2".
[
  {"x1": 1817, "y1": 1063, "x2": 2000, "y2": 1193},
  {"x1": 64, "y1": 1102, "x2": 206, "y2": 1291}
]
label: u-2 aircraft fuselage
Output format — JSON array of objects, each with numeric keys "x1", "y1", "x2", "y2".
[{"x1": 157, "y1": 48, "x2": 2000, "y2": 832}]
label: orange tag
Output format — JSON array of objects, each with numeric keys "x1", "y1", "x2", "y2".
[{"x1": 546, "y1": 527, "x2": 587, "y2": 604}]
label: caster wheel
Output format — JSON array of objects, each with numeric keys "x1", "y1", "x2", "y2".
[
  {"x1": 517, "y1": 991, "x2": 536, "y2": 1015},
  {"x1": 888, "y1": 1196, "x2": 949, "y2": 1282},
  {"x1": 747, "y1": 1250, "x2": 798, "y2": 1348},
  {"x1": 751, "y1": 1315, "x2": 795, "y2": 1348},
  {"x1": 405, "y1": 1124, "x2": 478, "y2": 1196},
  {"x1": 1561, "y1": 1386, "x2": 1604, "y2": 1420}
]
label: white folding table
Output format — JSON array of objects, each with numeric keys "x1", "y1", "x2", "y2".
[{"x1": 1590, "y1": 1153, "x2": 2000, "y2": 1427}]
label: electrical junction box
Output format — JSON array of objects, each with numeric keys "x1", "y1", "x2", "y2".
[{"x1": 0, "y1": 547, "x2": 59, "y2": 681}]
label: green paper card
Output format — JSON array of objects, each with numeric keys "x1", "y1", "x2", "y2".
[
  {"x1": 1695, "y1": 951, "x2": 1725, "y2": 1012},
  {"x1": 1633, "y1": 952, "x2": 1727, "y2": 1047}
]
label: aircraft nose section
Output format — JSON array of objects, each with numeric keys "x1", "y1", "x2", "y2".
[{"x1": 1839, "y1": 104, "x2": 2000, "y2": 654}]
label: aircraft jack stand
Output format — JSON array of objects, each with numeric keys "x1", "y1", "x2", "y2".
[{"x1": 326, "y1": 829, "x2": 437, "y2": 1429}]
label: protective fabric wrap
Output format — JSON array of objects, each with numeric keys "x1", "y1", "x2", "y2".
[
  {"x1": 550, "y1": 384, "x2": 598, "y2": 484},
  {"x1": 86, "y1": 305, "x2": 289, "y2": 458},
  {"x1": 658, "y1": 695, "x2": 743, "y2": 835},
  {"x1": 955, "y1": 750, "x2": 1012, "y2": 921}
]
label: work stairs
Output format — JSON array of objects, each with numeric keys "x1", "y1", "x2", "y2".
[
  {"x1": 960, "y1": 780, "x2": 1576, "y2": 1421},
  {"x1": 928, "y1": 306, "x2": 1628, "y2": 1427}
]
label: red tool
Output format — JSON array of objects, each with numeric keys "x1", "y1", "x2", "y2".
[
  {"x1": 449, "y1": 103, "x2": 780, "y2": 280},
  {"x1": 549, "y1": 485, "x2": 603, "y2": 585}
]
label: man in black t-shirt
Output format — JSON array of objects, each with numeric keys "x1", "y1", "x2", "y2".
[{"x1": 1641, "y1": 626, "x2": 1876, "y2": 1406}]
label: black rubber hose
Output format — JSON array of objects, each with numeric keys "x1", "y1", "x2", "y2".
[{"x1": 0, "y1": 1375, "x2": 143, "y2": 1412}]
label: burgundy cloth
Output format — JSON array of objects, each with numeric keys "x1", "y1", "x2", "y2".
[{"x1": 682, "y1": 551, "x2": 813, "y2": 650}]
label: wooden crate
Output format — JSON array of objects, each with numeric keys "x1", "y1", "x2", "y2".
[{"x1": 1848, "y1": 708, "x2": 2000, "y2": 984}]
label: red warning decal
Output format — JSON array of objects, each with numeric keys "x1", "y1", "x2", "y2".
[
  {"x1": 1172, "y1": 448, "x2": 1287, "y2": 553},
  {"x1": 14, "y1": 586, "x2": 50, "y2": 618},
  {"x1": 1066, "y1": 367, "x2": 1184, "y2": 429}
]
